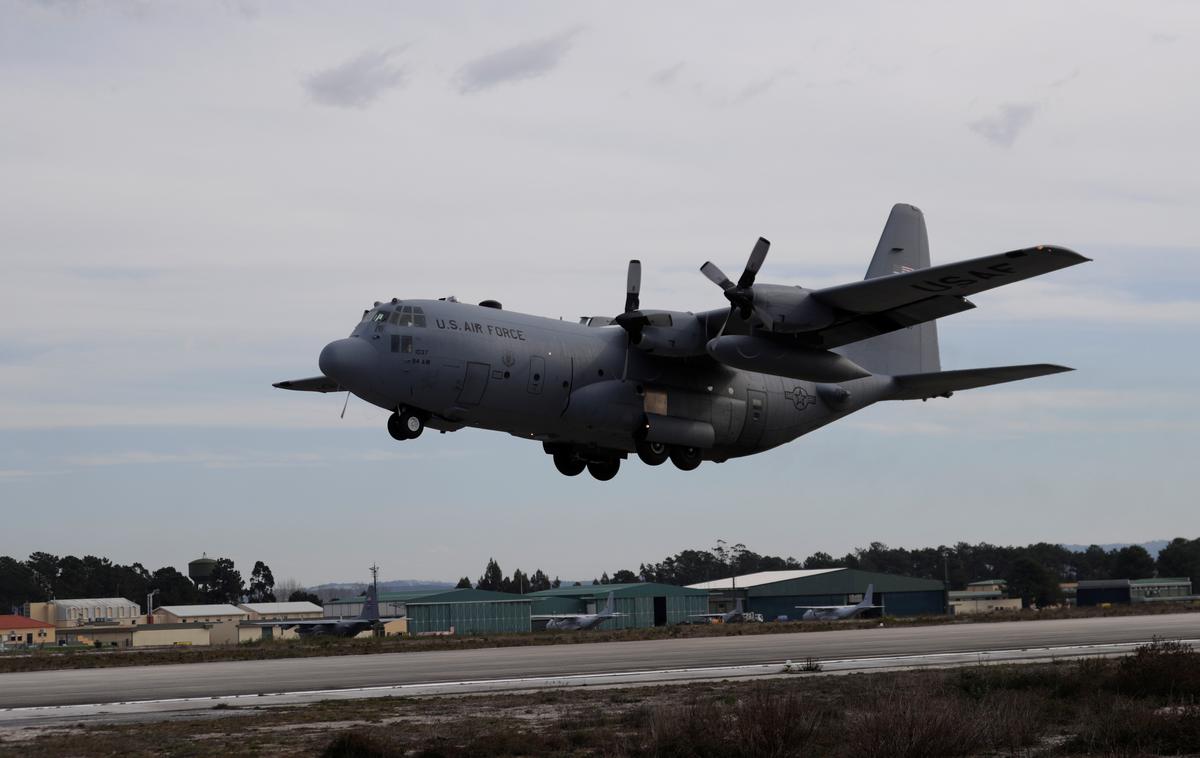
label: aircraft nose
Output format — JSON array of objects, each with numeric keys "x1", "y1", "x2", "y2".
[{"x1": 319, "y1": 338, "x2": 377, "y2": 392}]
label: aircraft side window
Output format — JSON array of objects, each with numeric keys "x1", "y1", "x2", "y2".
[
  {"x1": 388, "y1": 311, "x2": 400, "y2": 325},
  {"x1": 413, "y1": 313, "x2": 426, "y2": 327},
  {"x1": 402, "y1": 336, "x2": 413, "y2": 353},
  {"x1": 372, "y1": 311, "x2": 388, "y2": 323}
]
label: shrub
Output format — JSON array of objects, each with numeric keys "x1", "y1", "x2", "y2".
[
  {"x1": 843, "y1": 677, "x2": 992, "y2": 758},
  {"x1": 1068, "y1": 695, "x2": 1200, "y2": 754},
  {"x1": 322, "y1": 731, "x2": 399, "y2": 758},
  {"x1": 1113, "y1": 638, "x2": 1200, "y2": 699},
  {"x1": 625, "y1": 686, "x2": 833, "y2": 757}
]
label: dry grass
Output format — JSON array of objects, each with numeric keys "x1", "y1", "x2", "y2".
[{"x1": 7, "y1": 640, "x2": 1200, "y2": 757}]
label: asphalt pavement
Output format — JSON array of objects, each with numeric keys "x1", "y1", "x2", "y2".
[{"x1": 2, "y1": 613, "x2": 1197, "y2": 709}]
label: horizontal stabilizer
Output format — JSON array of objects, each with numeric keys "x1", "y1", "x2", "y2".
[
  {"x1": 273, "y1": 376, "x2": 340, "y2": 393},
  {"x1": 888, "y1": 364, "x2": 1072, "y2": 401}
]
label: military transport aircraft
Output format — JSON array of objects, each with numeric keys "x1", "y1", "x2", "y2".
[
  {"x1": 796, "y1": 584, "x2": 883, "y2": 621},
  {"x1": 690, "y1": 597, "x2": 755, "y2": 624},
  {"x1": 273, "y1": 584, "x2": 399, "y2": 637},
  {"x1": 533, "y1": 592, "x2": 623, "y2": 631},
  {"x1": 277, "y1": 204, "x2": 1089, "y2": 480}
]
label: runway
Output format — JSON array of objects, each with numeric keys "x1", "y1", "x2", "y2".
[{"x1": 1, "y1": 613, "x2": 1196, "y2": 718}]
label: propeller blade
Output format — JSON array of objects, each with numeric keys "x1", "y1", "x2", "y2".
[
  {"x1": 700, "y1": 261, "x2": 735, "y2": 291},
  {"x1": 737, "y1": 237, "x2": 770, "y2": 289},
  {"x1": 625, "y1": 260, "x2": 641, "y2": 314}
]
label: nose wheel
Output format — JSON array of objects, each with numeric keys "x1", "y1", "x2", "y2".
[{"x1": 387, "y1": 408, "x2": 425, "y2": 440}]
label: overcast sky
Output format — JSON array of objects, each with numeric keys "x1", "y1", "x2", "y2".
[{"x1": 2, "y1": 2, "x2": 1197, "y2": 587}]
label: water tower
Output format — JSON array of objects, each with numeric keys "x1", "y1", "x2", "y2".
[{"x1": 188, "y1": 553, "x2": 217, "y2": 589}]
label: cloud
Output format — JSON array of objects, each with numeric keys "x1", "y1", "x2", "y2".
[
  {"x1": 456, "y1": 28, "x2": 581, "y2": 94},
  {"x1": 649, "y1": 62, "x2": 685, "y2": 87},
  {"x1": 980, "y1": 280, "x2": 1200, "y2": 325},
  {"x1": 305, "y1": 47, "x2": 407, "y2": 109},
  {"x1": 968, "y1": 103, "x2": 1038, "y2": 147},
  {"x1": 730, "y1": 70, "x2": 792, "y2": 104}
]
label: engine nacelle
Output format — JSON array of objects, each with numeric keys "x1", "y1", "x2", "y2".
[
  {"x1": 749, "y1": 284, "x2": 837, "y2": 333},
  {"x1": 706, "y1": 335, "x2": 871, "y2": 382},
  {"x1": 631, "y1": 312, "x2": 709, "y2": 357}
]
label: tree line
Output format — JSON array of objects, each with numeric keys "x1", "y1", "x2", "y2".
[
  {"x1": 0, "y1": 553, "x2": 321, "y2": 613},
  {"x1": 456, "y1": 538, "x2": 1199, "y2": 604}
]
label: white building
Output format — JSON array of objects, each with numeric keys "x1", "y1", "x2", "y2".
[{"x1": 25, "y1": 598, "x2": 142, "y2": 627}]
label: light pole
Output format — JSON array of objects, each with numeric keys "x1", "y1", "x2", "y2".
[{"x1": 146, "y1": 589, "x2": 160, "y2": 623}]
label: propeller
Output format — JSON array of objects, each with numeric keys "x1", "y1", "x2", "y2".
[
  {"x1": 613, "y1": 259, "x2": 670, "y2": 342},
  {"x1": 701, "y1": 237, "x2": 770, "y2": 323}
]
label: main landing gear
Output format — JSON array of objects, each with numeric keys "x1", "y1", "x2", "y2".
[
  {"x1": 387, "y1": 407, "x2": 425, "y2": 440},
  {"x1": 638, "y1": 439, "x2": 703, "y2": 471},
  {"x1": 547, "y1": 442, "x2": 706, "y2": 479}
]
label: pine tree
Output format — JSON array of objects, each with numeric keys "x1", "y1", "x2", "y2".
[
  {"x1": 477, "y1": 558, "x2": 503, "y2": 591},
  {"x1": 455, "y1": 576, "x2": 472, "y2": 589},
  {"x1": 207, "y1": 558, "x2": 245, "y2": 604},
  {"x1": 248, "y1": 561, "x2": 276, "y2": 603}
]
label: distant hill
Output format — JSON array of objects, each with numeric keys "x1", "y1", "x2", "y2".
[
  {"x1": 1061, "y1": 540, "x2": 1171, "y2": 558},
  {"x1": 308, "y1": 579, "x2": 455, "y2": 601}
]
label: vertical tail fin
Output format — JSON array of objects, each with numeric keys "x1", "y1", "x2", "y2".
[
  {"x1": 602, "y1": 592, "x2": 614, "y2": 615},
  {"x1": 858, "y1": 584, "x2": 874, "y2": 608},
  {"x1": 359, "y1": 585, "x2": 380, "y2": 621},
  {"x1": 838, "y1": 204, "x2": 941, "y2": 375},
  {"x1": 735, "y1": 597, "x2": 743, "y2": 613}
]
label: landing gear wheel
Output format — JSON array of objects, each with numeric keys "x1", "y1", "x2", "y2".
[
  {"x1": 553, "y1": 452, "x2": 586, "y2": 477},
  {"x1": 388, "y1": 408, "x2": 424, "y2": 440},
  {"x1": 669, "y1": 446, "x2": 703, "y2": 471},
  {"x1": 587, "y1": 459, "x2": 620, "y2": 481},
  {"x1": 636, "y1": 440, "x2": 670, "y2": 466}
]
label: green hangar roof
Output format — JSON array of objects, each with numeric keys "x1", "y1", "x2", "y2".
[
  {"x1": 528, "y1": 582, "x2": 708, "y2": 599},
  {"x1": 687, "y1": 568, "x2": 944, "y2": 595}
]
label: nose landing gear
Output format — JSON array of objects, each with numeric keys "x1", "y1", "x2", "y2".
[{"x1": 387, "y1": 407, "x2": 426, "y2": 440}]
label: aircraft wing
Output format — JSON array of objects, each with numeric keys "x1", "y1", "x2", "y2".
[
  {"x1": 250, "y1": 616, "x2": 401, "y2": 627},
  {"x1": 797, "y1": 246, "x2": 1089, "y2": 349},
  {"x1": 273, "y1": 376, "x2": 341, "y2": 393}
]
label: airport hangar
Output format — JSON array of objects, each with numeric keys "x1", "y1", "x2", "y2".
[
  {"x1": 688, "y1": 568, "x2": 947, "y2": 619},
  {"x1": 323, "y1": 584, "x2": 710, "y2": 633},
  {"x1": 528, "y1": 583, "x2": 710, "y2": 629}
]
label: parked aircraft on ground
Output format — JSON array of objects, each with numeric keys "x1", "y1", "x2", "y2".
[
  {"x1": 271, "y1": 585, "x2": 399, "y2": 638},
  {"x1": 690, "y1": 597, "x2": 754, "y2": 624},
  {"x1": 533, "y1": 592, "x2": 623, "y2": 631},
  {"x1": 277, "y1": 205, "x2": 1089, "y2": 480},
  {"x1": 795, "y1": 584, "x2": 883, "y2": 621}
]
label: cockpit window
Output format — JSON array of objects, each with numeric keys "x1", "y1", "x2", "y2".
[
  {"x1": 371, "y1": 311, "x2": 389, "y2": 323},
  {"x1": 395, "y1": 306, "x2": 426, "y2": 328}
]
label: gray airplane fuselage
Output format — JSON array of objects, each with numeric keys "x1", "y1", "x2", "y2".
[{"x1": 320, "y1": 298, "x2": 890, "y2": 461}]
